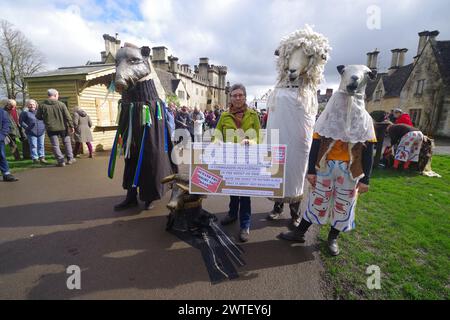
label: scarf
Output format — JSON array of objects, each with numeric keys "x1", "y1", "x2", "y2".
[{"x1": 229, "y1": 104, "x2": 247, "y2": 129}]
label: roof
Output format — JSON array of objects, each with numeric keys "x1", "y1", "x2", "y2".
[
  {"x1": 365, "y1": 73, "x2": 384, "y2": 100},
  {"x1": 155, "y1": 68, "x2": 181, "y2": 95},
  {"x1": 25, "y1": 64, "x2": 115, "y2": 79},
  {"x1": 382, "y1": 63, "x2": 414, "y2": 98},
  {"x1": 432, "y1": 41, "x2": 450, "y2": 86}
]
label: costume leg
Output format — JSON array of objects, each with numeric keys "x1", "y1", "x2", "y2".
[
  {"x1": 327, "y1": 226, "x2": 341, "y2": 256},
  {"x1": 302, "y1": 161, "x2": 335, "y2": 227},
  {"x1": 330, "y1": 161, "x2": 359, "y2": 232},
  {"x1": 267, "y1": 201, "x2": 284, "y2": 220},
  {"x1": 114, "y1": 187, "x2": 138, "y2": 211}
]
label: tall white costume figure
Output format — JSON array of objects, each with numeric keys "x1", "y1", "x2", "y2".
[{"x1": 266, "y1": 26, "x2": 331, "y2": 227}]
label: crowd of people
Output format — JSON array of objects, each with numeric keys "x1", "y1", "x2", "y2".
[{"x1": 0, "y1": 89, "x2": 94, "y2": 182}]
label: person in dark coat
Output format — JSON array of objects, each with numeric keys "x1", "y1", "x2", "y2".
[
  {"x1": 72, "y1": 106, "x2": 94, "y2": 158},
  {"x1": 0, "y1": 108, "x2": 18, "y2": 181},
  {"x1": 112, "y1": 80, "x2": 177, "y2": 211},
  {"x1": 3, "y1": 99, "x2": 23, "y2": 161},
  {"x1": 19, "y1": 99, "x2": 47, "y2": 164}
]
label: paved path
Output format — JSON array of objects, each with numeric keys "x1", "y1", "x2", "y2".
[{"x1": 0, "y1": 154, "x2": 326, "y2": 299}]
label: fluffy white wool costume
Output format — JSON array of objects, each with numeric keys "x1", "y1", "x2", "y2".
[{"x1": 266, "y1": 26, "x2": 331, "y2": 203}]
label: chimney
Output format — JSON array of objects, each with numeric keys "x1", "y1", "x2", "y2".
[
  {"x1": 103, "y1": 34, "x2": 120, "y2": 59},
  {"x1": 388, "y1": 49, "x2": 400, "y2": 75},
  {"x1": 317, "y1": 89, "x2": 321, "y2": 96},
  {"x1": 101, "y1": 51, "x2": 106, "y2": 62},
  {"x1": 366, "y1": 49, "x2": 380, "y2": 71},
  {"x1": 397, "y1": 48, "x2": 408, "y2": 68},
  {"x1": 152, "y1": 46, "x2": 168, "y2": 62},
  {"x1": 169, "y1": 56, "x2": 179, "y2": 75},
  {"x1": 428, "y1": 30, "x2": 440, "y2": 42},
  {"x1": 416, "y1": 31, "x2": 429, "y2": 58}
]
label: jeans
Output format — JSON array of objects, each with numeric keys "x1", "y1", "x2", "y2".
[
  {"x1": 27, "y1": 134, "x2": 45, "y2": 160},
  {"x1": 48, "y1": 130, "x2": 73, "y2": 163},
  {"x1": 0, "y1": 141, "x2": 10, "y2": 175},
  {"x1": 229, "y1": 196, "x2": 251, "y2": 230}
]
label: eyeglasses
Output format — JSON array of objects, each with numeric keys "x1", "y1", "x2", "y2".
[{"x1": 231, "y1": 94, "x2": 245, "y2": 99}]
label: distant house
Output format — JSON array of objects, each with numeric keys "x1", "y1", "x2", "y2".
[
  {"x1": 25, "y1": 63, "x2": 119, "y2": 151},
  {"x1": 365, "y1": 30, "x2": 450, "y2": 137}
]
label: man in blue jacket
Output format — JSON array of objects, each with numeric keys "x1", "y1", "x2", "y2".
[{"x1": 0, "y1": 107, "x2": 18, "y2": 182}]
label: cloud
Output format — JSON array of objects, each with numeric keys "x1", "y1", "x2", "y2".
[{"x1": 2, "y1": 0, "x2": 450, "y2": 99}]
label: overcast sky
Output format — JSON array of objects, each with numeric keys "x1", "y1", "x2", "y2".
[{"x1": 2, "y1": 0, "x2": 450, "y2": 100}]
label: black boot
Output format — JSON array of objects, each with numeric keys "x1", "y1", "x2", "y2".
[
  {"x1": 114, "y1": 188, "x2": 138, "y2": 211},
  {"x1": 267, "y1": 201, "x2": 284, "y2": 220},
  {"x1": 289, "y1": 202, "x2": 301, "y2": 228},
  {"x1": 278, "y1": 218, "x2": 312, "y2": 242},
  {"x1": 327, "y1": 227, "x2": 340, "y2": 256}
]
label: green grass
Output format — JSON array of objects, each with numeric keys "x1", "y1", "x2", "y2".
[
  {"x1": 319, "y1": 155, "x2": 450, "y2": 300},
  {"x1": 5, "y1": 140, "x2": 57, "y2": 173}
]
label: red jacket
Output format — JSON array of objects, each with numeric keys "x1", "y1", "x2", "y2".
[{"x1": 395, "y1": 113, "x2": 413, "y2": 126}]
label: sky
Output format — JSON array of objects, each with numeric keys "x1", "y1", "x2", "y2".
[{"x1": 2, "y1": 0, "x2": 450, "y2": 100}]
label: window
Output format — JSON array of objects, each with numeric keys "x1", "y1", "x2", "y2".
[
  {"x1": 374, "y1": 88, "x2": 383, "y2": 101},
  {"x1": 409, "y1": 109, "x2": 422, "y2": 127},
  {"x1": 415, "y1": 79, "x2": 425, "y2": 96},
  {"x1": 201, "y1": 90, "x2": 204, "y2": 97},
  {"x1": 178, "y1": 90, "x2": 185, "y2": 100},
  {"x1": 196, "y1": 88, "x2": 199, "y2": 95}
]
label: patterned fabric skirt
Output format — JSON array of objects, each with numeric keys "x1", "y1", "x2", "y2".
[
  {"x1": 302, "y1": 160, "x2": 359, "y2": 232},
  {"x1": 395, "y1": 131, "x2": 424, "y2": 162}
]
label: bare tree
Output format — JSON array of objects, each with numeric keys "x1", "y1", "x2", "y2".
[{"x1": 0, "y1": 19, "x2": 45, "y2": 106}]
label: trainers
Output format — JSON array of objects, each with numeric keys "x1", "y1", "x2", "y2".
[
  {"x1": 32, "y1": 159, "x2": 39, "y2": 164},
  {"x1": 327, "y1": 238, "x2": 340, "y2": 256},
  {"x1": 267, "y1": 211, "x2": 284, "y2": 220},
  {"x1": 66, "y1": 158, "x2": 76, "y2": 165},
  {"x1": 144, "y1": 201, "x2": 155, "y2": 210},
  {"x1": 3, "y1": 174, "x2": 18, "y2": 182},
  {"x1": 278, "y1": 230, "x2": 306, "y2": 243},
  {"x1": 239, "y1": 229, "x2": 250, "y2": 242},
  {"x1": 57, "y1": 162, "x2": 66, "y2": 167},
  {"x1": 220, "y1": 215, "x2": 237, "y2": 226},
  {"x1": 39, "y1": 158, "x2": 48, "y2": 164}
]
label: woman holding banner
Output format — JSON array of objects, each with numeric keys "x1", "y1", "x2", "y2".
[{"x1": 214, "y1": 83, "x2": 261, "y2": 243}]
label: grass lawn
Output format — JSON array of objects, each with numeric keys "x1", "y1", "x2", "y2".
[
  {"x1": 319, "y1": 155, "x2": 450, "y2": 300},
  {"x1": 5, "y1": 140, "x2": 57, "y2": 173}
]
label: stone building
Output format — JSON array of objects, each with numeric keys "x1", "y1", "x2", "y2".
[
  {"x1": 151, "y1": 47, "x2": 229, "y2": 110},
  {"x1": 317, "y1": 88, "x2": 333, "y2": 111},
  {"x1": 365, "y1": 30, "x2": 450, "y2": 137}
]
